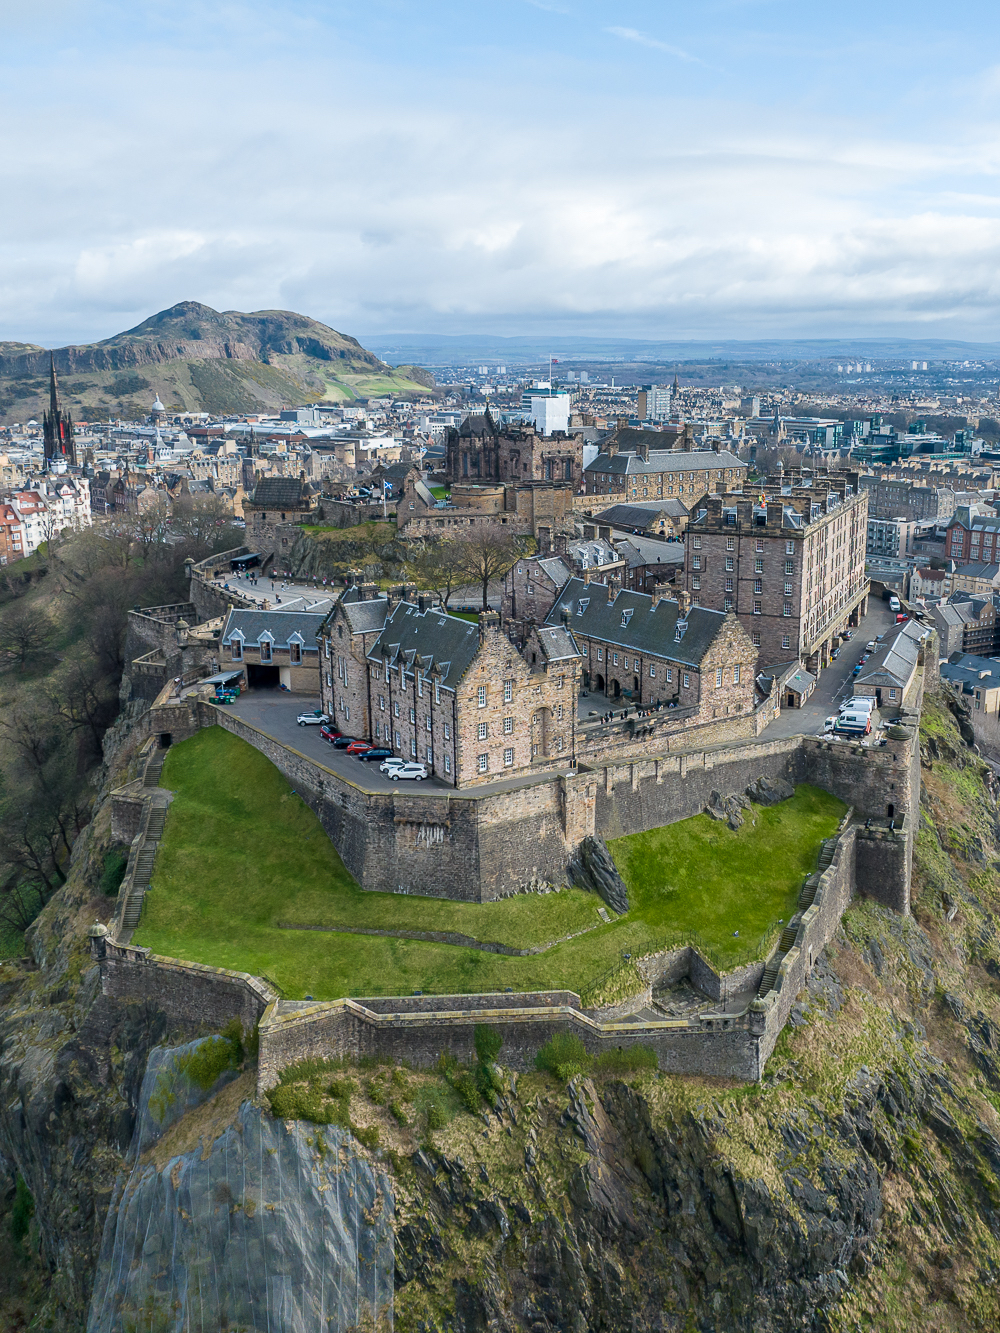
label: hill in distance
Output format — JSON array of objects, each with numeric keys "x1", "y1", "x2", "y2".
[{"x1": 0, "y1": 301, "x2": 436, "y2": 423}]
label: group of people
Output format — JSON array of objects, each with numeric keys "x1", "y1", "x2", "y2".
[{"x1": 597, "y1": 700, "x2": 669, "y2": 725}]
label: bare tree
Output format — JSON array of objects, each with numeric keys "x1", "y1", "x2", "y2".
[
  {"x1": 404, "y1": 539, "x2": 467, "y2": 611},
  {"x1": 134, "y1": 497, "x2": 173, "y2": 560},
  {"x1": 0, "y1": 602, "x2": 53, "y2": 667},
  {"x1": 172, "y1": 493, "x2": 235, "y2": 550},
  {"x1": 456, "y1": 526, "x2": 530, "y2": 611}
]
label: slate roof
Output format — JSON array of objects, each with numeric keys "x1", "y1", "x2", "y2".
[
  {"x1": 250, "y1": 477, "x2": 307, "y2": 508},
  {"x1": 338, "y1": 596, "x2": 389, "y2": 635},
  {"x1": 940, "y1": 653, "x2": 1000, "y2": 695},
  {"x1": 592, "y1": 501, "x2": 688, "y2": 528},
  {"x1": 855, "y1": 620, "x2": 925, "y2": 689},
  {"x1": 532, "y1": 624, "x2": 581, "y2": 664},
  {"x1": 614, "y1": 536, "x2": 684, "y2": 570},
  {"x1": 367, "y1": 601, "x2": 481, "y2": 689},
  {"x1": 530, "y1": 556, "x2": 572, "y2": 586},
  {"x1": 543, "y1": 576, "x2": 731, "y2": 668},
  {"x1": 220, "y1": 609, "x2": 326, "y2": 649},
  {"x1": 956, "y1": 561, "x2": 1000, "y2": 580},
  {"x1": 585, "y1": 448, "x2": 744, "y2": 477},
  {"x1": 457, "y1": 412, "x2": 499, "y2": 438}
]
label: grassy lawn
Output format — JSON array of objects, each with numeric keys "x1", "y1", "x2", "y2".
[
  {"x1": 429, "y1": 485, "x2": 449, "y2": 500},
  {"x1": 608, "y1": 784, "x2": 846, "y2": 963},
  {"x1": 134, "y1": 729, "x2": 844, "y2": 1000}
]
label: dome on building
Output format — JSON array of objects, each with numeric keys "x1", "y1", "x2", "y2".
[{"x1": 152, "y1": 395, "x2": 165, "y2": 412}]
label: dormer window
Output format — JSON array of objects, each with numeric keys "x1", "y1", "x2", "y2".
[
  {"x1": 259, "y1": 637, "x2": 272, "y2": 662},
  {"x1": 675, "y1": 621, "x2": 688, "y2": 642},
  {"x1": 230, "y1": 636, "x2": 242, "y2": 661},
  {"x1": 577, "y1": 598, "x2": 589, "y2": 616},
  {"x1": 621, "y1": 609, "x2": 633, "y2": 627}
]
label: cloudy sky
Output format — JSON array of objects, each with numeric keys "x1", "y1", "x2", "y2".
[{"x1": 5, "y1": 0, "x2": 1000, "y2": 345}]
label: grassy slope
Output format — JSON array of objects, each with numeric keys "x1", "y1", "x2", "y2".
[
  {"x1": 609, "y1": 784, "x2": 846, "y2": 959},
  {"x1": 134, "y1": 728, "x2": 842, "y2": 999}
]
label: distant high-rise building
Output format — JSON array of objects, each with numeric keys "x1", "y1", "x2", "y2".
[
  {"x1": 637, "y1": 385, "x2": 672, "y2": 421},
  {"x1": 42, "y1": 355, "x2": 76, "y2": 468}
]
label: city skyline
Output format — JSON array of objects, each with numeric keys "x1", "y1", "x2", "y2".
[{"x1": 6, "y1": 1, "x2": 1000, "y2": 346}]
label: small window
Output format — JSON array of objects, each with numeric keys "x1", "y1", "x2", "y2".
[
  {"x1": 504, "y1": 747, "x2": 514, "y2": 766},
  {"x1": 393, "y1": 701, "x2": 400, "y2": 718},
  {"x1": 683, "y1": 672, "x2": 690, "y2": 688},
  {"x1": 426, "y1": 716, "x2": 432, "y2": 732},
  {"x1": 613, "y1": 653, "x2": 618, "y2": 665},
  {"x1": 666, "y1": 668, "x2": 673, "y2": 682},
  {"x1": 557, "y1": 704, "x2": 563, "y2": 720},
  {"x1": 716, "y1": 667, "x2": 723, "y2": 687},
  {"x1": 752, "y1": 631, "x2": 761, "y2": 646},
  {"x1": 444, "y1": 722, "x2": 451, "y2": 740},
  {"x1": 379, "y1": 694, "x2": 385, "y2": 710},
  {"x1": 409, "y1": 707, "x2": 416, "y2": 724},
  {"x1": 649, "y1": 665, "x2": 655, "y2": 678},
  {"x1": 786, "y1": 540, "x2": 794, "y2": 554},
  {"x1": 781, "y1": 634, "x2": 790, "y2": 649},
  {"x1": 889, "y1": 688, "x2": 897, "y2": 698},
  {"x1": 783, "y1": 603, "x2": 792, "y2": 617},
  {"x1": 693, "y1": 535, "x2": 701, "y2": 549},
  {"x1": 444, "y1": 755, "x2": 451, "y2": 773},
  {"x1": 411, "y1": 738, "x2": 417, "y2": 756},
  {"x1": 725, "y1": 557, "x2": 734, "y2": 570},
  {"x1": 290, "y1": 642, "x2": 302, "y2": 664},
  {"x1": 504, "y1": 679, "x2": 513, "y2": 702},
  {"x1": 504, "y1": 716, "x2": 513, "y2": 734},
  {"x1": 753, "y1": 601, "x2": 761, "y2": 615},
  {"x1": 756, "y1": 539, "x2": 763, "y2": 552},
  {"x1": 324, "y1": 640, "x2": 330, "y2": 658},
  {"x1": 478, "y1": 721, "x2": 488, "y2": 740},
  {"x1": 478, "y1": 685, "x2": 487, "y2": 707},
  {"x1": 434, "y1": 680, "x2": 441, "y2": 704},
  {"x1": 230, "y1": 638, "x2": 242, "y2": 660},
  {"x1": 597, "y1": 649, "x2": 603, "y2": 661},
  {"x1": 426, "y1": 747, "x2": 433, "y2": 763},
  {"x1": 726, "y1": 536, "x2": 735, "y2": 551},
  {"x1": 478, "y1": 753, "x2": 489, "y2": 773},
  {"x1": 260, "y1": 640, "x2": 272, "y2": 662},
  {"x1": 394, "y1": 730, "x2": 401, "y2": 748},
  {"x1": 733, "y1": 665, "x2": 740, "y2": 684}
]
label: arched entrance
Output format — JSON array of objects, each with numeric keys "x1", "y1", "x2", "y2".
[
  {"x1": 595, "y1": 674, "x2": 605, "y2": 692},
  {"x1": 633, "y1": 675, "x2": 640, "y2": 697},
  {"x1": 612, "y1": 679, "x2": 621, "y2": 699}
]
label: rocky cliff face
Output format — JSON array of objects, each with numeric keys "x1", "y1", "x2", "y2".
[
  {"x1": 2, "y1": 683, "x2": 1000, "y2": 1330},
  {"x1": 0, "y1": 302, "x2": 386, "y2": 379}
]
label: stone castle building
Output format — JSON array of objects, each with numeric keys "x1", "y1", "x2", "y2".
[
  {"x1": 444, "y1": 412, "x2": 584, "y2": 488},
  {"x1": 318, "y1": 584, "x2": 390, "y2": 736},
  {"x1": 365, "y1": 605, "x2": 581, "y2": 787},
  {"x1": 684, "y1": 471, "x2": 869, "y2": 672},
  {"x1": 544, "y1": 578, "x2": 758, "y2": 715},
  {"x1": 221, "y1": 608, "x2": 326, "y2": 690},
  {"x1": 584, "y1": 441, "x2": 746, "y2": 502}
]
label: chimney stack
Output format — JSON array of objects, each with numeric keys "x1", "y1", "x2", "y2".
[
  {"x1": 637, "y1": 437, "x2": 649, "y2": 462},
  {"x1": 651, "y1": 581, "x2": 670, "y2": 609},
  {"x1": 677, "y1": 589, "x2": 692, "y2": 619},
  {"x1": 606, "y1": 576, "x2": 621, "y2": 604}
]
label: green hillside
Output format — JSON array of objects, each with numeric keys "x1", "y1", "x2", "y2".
[{"x1": 0, "y1": 301, "x2": 435, "y2": 422}]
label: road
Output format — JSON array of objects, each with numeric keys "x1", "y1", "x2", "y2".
[{"x1": 763, "y1": 598, "x2": 899, "y2": 740}]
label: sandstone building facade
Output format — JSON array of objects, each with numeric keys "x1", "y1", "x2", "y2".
[
  {"x1": 366, "y1": 605, "x2": 580, "y2": 787},
  {"x1": 684, "y1": 472, "x2": 869, "y2": 672},
  {"x1": 584, "y1": 443, "x2": 746, "y2": 501},
  {"x1": 318, "y1": 585, "x2": 389, "y2": 736},
  {"x1": 221, "y1": 608, "x2": 326, "y2": 690},
  {"x1": 544, "y1": 578, "x2": 757, "y2": 716},
  {"x1": 444, "y1": 412, "x2": 584, "y2": 488}
]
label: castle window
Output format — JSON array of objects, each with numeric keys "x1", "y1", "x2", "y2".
[
  {"x1": 435, "y1": 680, "x2": 441, "y2": 704},
  {"x1": 733, "y1": 665, "x2": 740, "y2": 684},
  {"x1": 725, "y1": 597, "x2": 733, "y2": 611},
  {"x1": 666, "y1": 668, "x2": 673, "y2": 682},
  {"x1": 411, "y1": 739, "x2": 417, "y2": 756},
  {"x1": 752, "y1": 631, "x2": 761, "y2": 646},
  {"x1": 290, "y1": 641, "x2": 302, "y2": 664},
  {"x1": 393, "y1": 701, "x2": 400, "y2": 717},
  {"x1": 324, "y1": 640, "x2": 330, "y2": 658},
  {"x1": 781, "y1": 634, "x2": 790, "y2": 649},
  {"x1": 504, "y1": 747, "x2": 514, "y2": 766},
  {"x1": 409, "y1": 708, "x2": 416, "y2": 723},
  {"x1": 230, "y1": 638, "x2": 242, "y2": 660},
  {"x1": 753, "y1": 601, "x2": 761, "y2": 615},
  {"x1": 504, "y1": 679, "x2": 513, "y2": 702},
  {"x1": 597, "y1": 649, "x2": 603, "y2": 661},
  {"x1": 445, "y1": 755, "x2": 451, "y2": 773},
  {"x1": 504, "y1": 717, "x2": 513, "y2": 734},
  {"x1": 259, "y1": 639, "x2": 272, "y2": 662},
  {"x1": 478, "y1": 685, "x2": 487, "y2": 707},
  {"x1": 478, "y1": 722, "x2": 488, "y2": 740},
  {"x1": 417, "y1": 673, "x2": 423, "y2": 697},
  {"x1": 786, "y1": 540, "x2": 795, "y2": 554},
  {"x1": 783, "y1": 603, "x2": 792, "y2": 616},
  {"x1": 395, "y1": 730, "x2": 401, "y2": 748},
  {"x1": 426, "y1": 716, "x2": 432, "y2": 732},
  {"x1": 756, "y1": 539, "x2": 764, "y2": 552},
  {"x1": 683, "y1": 672, "x2": 690, "y2": 688},
  {"x1": 613, "y1": 653, "x2": 618, "y2": 665},
  {"x1": 754, "y1": 580, "x2": 762, "y2": 595},
  {"x1": 649, "y1": 666, "x2": 655, "y2": 677},
  {"x1": 444, "y1": 723, "x2": 451, "y2": 740},
  {"x1": 557, "y1": 704, "x2": 563, "y2": 720},
  {"x1": 478, "y1": 753, "x2": 489, "y2": 773},
  {"x1": 716, "y1": 668, "x2": 723, "y2": 687}
]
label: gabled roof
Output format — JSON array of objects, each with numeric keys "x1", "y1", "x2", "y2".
[
  {"x1": 592, "y1": 500, "x2": 688, "y2": 527},
  {"x1": 543, "y1": 576, "x2": 734, "y2": 668},
  {"x1": 585, "y1": 448, "x2": 744, "y2": 477},
  {"x1": 531, "y1": 624, "x2": 580, "y2": 664},
  {"x1": 530, "y1": 556, "x2": 572, "y2": 586},
  {"x1": 367, "y1": 601, "x2": 481, "y2": 688},
  {"x1": 856, "y1": 622, "x2": 923, "y2": 689},
  {"x1": 338, "y1": 597, "x2": 389, "y2": 635},
  {"x1": 457, "y1": 412, "x2": 499, "y2": 439},
  {"x1": 615, "y1": 536, "x2": 685, "y2": 569},
  {"x1": 220, "y1": 608, "x2": 326, "y2": 648},
  {"x1": 250, "y1": 477, "x2": 307, "y2": 508}
]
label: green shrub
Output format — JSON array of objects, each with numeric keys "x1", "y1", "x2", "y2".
[
  {"x1": 475, "y1": 1060, "x2": 504, "y2": 1104},
  {"x1": 450, "y1": 1070, "x2": 481, "y2": 1114},
  {"x1": 534, "y1": 1032, "x2": 591, "y2": 1082},
  {"x1": 474, "y1": 1025, "x2": 503, "y2": 1065},
  {"x1": 100, "y1": 849, "x2": 128, "y2": 897},
  {"x1": 593, "y1": 1046, "x2": 658, "y2": 1076},
  {"x1": 276, "y1": 1056, "x2": 344, "y2": 1085},
  {"x1": 10, "y1": 1175, "x2": 33, "y2": 1244},
  {"x1": 367, "y1": 1080, "x2": 386, "y2": 1106},
  {"x1": 326, "y1": 1077, "x2": 356, "y2": 1100},
  {"x1": 182, "y1": 1021, "x2": 244, "y2": 1091},
  {"x1": 352, "y1": 1122, "x2": 380, "y2": 1151},
  {"x1": 426, "y1": 1101, "x2": 448, "y2": 1131},
  {"x1": 390, "y1": 1100, "x2": 409, "y2": 1126}
]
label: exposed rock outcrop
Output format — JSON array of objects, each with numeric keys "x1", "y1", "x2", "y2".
[
  {"x1": 746, "y1": 774, "x2": 795, "y2": 806},
  {"x1": 568, "y1": 835, "x2": 629, "y2": 914},
  {"x1": 706, "y1": 789, "x2": 751, "y2": 830}
]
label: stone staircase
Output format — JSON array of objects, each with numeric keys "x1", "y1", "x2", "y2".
[
  {"x1": 120, "y1": 796, "x2": 169, "y2": 932},
  {"x1": 143, "y1": 748, "x2": 167, "y2": 788}
]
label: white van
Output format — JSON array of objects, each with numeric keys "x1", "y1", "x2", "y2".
[
  {"x1": 840, "y1": 696, "x2": 875, "y2": 714},
  {"x1": 889, "y1": 595, "x2": 901, "y2": 612}
]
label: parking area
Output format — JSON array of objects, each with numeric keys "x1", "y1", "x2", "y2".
[
  {"x1": 207, "y1": 569, "x2": 341, "y2": 615},
  {"x1": 763, "y1": 598, "x2": 900, "y2": 741}
]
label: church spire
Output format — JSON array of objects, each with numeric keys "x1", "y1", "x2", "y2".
[{"x1": 42, "y1": 351, "x2": 76, "y2": 468}]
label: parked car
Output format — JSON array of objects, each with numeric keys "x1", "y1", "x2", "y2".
[
  {"x1": 357, "y1": 747, "x2": 394, "y2": 762},
  {"x1": 388, "y1": 762, "x2": 428, "y2": 781},
  {"x1": 840, "y1": 697, "x2": 875, "y2": 714},
  {"x1": 379, "y1": 757, "x2": 408, "y2": 773},
  {"x1": 332, "y1": 735, "x2": 358, "y2": 748},
  {"x1": 830, "y1": 647, "x2": 841, "y2": 660},
  {"x1": 297, "y1": 712, "x2": 329, "y2": 726},
  {"x1": 345, "y1": 740, "x2": 373, "y2": 755},
  {"x1": 843, "y1": 629, "x2": 853, "y2": 640},
  {"x1": 319, "y1": 724, "x2": 341, "y2": 743},
  {"x1": 889, "y1": 595, "x2": 901, "y2": 612},
  {"x1": 865, "y1": 640, "x2": 877, "y2": 652},
  {"x1": 896, "y1": 613, "x2": 908, "y2": 623},
  {"x1": 852, "y1": 663, "x2": 863, "y2": 676}
]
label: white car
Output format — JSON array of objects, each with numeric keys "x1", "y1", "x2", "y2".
[
  {"x1": 378, "y1": 757, "x2": 408, "y2": 773},
  {"x1": 296, "y1": 712, "x2": 330, "y2": 726},
  {"x1": 389, "y1": 762, "x2": 428, "y2": 781},
  {"x1": 839, "y1": 697, "x2": 875, "y2": 715}
]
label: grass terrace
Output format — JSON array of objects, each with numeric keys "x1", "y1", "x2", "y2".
[{"x1": 133, "y1": 728, "x2": 845, "y2": 999}]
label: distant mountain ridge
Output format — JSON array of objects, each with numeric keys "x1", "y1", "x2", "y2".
[{"x1": 0, "y1": 302, "x2": 432, "y2": 420}]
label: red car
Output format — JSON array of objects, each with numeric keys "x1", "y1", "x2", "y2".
[
  {"x1": 319, "y1": 724, "x2": 341, "y2": 743},
  {"x1": 345, "y1": 740, "x2": 373, "y2": 755}
]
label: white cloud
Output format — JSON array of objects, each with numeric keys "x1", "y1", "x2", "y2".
[{"x1": 605, "y1": 26, "x2": 707, "y2": 67}]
